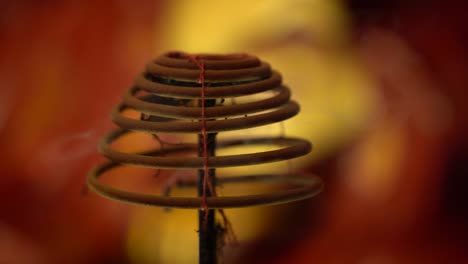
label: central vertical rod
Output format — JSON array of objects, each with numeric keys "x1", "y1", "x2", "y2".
[{"x1": 198, "y1": 99, "x2": 217, "y2": 264}]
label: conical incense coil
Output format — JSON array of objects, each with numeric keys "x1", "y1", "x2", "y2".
[{"x1": 88, "y1": 52, "x2": 323, "y2": 208}]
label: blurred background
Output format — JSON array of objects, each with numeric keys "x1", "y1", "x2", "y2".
[{"x1": 1, "y1": 0, "x2": 467, "y2": 263}]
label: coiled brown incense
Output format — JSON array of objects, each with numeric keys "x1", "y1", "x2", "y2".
[{"x1": 88, "y1": 51, "x2": 323, "y2": 209}]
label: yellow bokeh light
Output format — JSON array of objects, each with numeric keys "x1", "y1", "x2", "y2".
[{"x1": 127, "y1": 1, "x2": 374, "y2": 262}]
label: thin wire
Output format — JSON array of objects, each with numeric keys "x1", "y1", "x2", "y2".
[
  {"x1": 184, "y1": 55, "x2": 238, "y2": 243},
  {"x1": 183, "y1": 54, "x2": 214, "y2": 220}
]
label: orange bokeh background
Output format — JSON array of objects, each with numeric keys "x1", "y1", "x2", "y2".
[{"x1": 1, "y1": 1, "x2": 468, "y2": 264}]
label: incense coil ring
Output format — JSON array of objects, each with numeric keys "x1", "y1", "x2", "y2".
[
  {"x1": 89, "y1": 156, "x2": 322, "y2": 209},
  {"x1": 100, "y1": 129, "x2": 312, "y2": 168},
  {"x1": 87, "y1": 52, "x2": 323, "y2": 208}
]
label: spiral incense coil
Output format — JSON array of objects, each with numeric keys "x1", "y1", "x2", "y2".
[{"x1": 88, "y1": 52, "x2": 323, "y2": 209}]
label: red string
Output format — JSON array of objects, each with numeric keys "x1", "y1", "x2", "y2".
[
  {"x1": 181, "y1": 53, "x2": 212, "y2": 218},
  {"x1": 181, "y1": 52, "x2": 238, "y2": 243}
]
